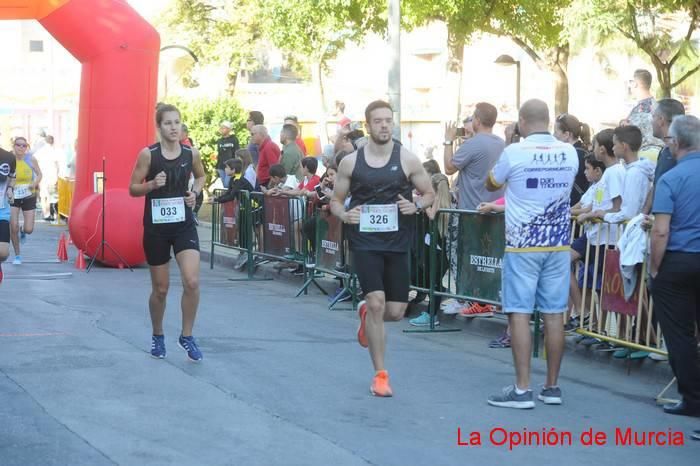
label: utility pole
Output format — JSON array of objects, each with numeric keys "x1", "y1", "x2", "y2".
[{"x1": 387, "y1": 0, "x2": 401, "y2": 140}]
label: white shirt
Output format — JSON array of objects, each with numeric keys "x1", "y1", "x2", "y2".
[
  {"x1": 603, "y1": 158, "x2": 655, "y2": 225},
  {"x1": 244, "y1": 165, "x2": 256, "y2": 189},
  {"x1": 586, "y1": 163, "x2": 624, "y2": 245},
  {"x1": 489, "y1": 133, "x2": 579, "y2": 251}
]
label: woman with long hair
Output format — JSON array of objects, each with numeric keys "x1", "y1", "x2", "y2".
[{"x1": 10, "y1": 137, "x2": 42, "y2": 264}]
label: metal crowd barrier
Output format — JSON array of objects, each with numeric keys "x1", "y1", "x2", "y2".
[
  {"x1": 295, "y1": 206, "x2": 359, "y2": 310},
  {"x1": 57, "y1": 177, "x2": 74, "y2": 219},
  {"x1": 569, "y1": 219, "x2": 665, "y2": 357}
]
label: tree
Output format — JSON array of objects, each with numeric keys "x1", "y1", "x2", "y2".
[
  {"x1": 157, "y1": 0, "x2": 262, "y2": 94},
  {"x1": 573, "y1": 0, "x2": 700, "y2": 98},
  {"x1": 259, "y1": 0, "x2": 385, "y2": 141},
  {"x1": 403, "y1": 0, "x2": 574, "y2": 114}
]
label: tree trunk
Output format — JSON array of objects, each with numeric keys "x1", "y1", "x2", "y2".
[
  {"x1": 550, "y1": 44, "x2": 569, "y2": 116},
  {"x1": 312, "y1": 60, "x2": 329, "y2": 146}
]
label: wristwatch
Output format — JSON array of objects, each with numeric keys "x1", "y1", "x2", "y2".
[{"x1": 443, "y1": 140, "x2": 453, "y2": 146}]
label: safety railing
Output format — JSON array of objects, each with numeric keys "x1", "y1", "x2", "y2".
[
  {"x1": 569, "y1": 219, "x2": 665, "y2": 357},
  {"x1": 57, "y1": 177, "x2": 74, "y2": 219}
]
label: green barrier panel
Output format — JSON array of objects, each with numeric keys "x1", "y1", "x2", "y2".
[{"x1": 456, "y1": 212, "x2": 505, "y2": 304}]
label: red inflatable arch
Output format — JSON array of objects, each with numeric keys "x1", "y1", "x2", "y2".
[{"x1": 1, "y1": 0, "x2": 160, "y2": 266}]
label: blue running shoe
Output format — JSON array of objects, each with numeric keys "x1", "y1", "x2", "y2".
[
  {"x1": 151, "y1": 335, "x2": 166, "y2": 359},
  {"x1": 178, "y1": 335, "x2": 203, "y2": 362}
]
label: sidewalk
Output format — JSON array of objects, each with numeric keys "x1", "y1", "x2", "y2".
[{"x1": 1, "y1": 222, "x2": 697, "y2": 465}]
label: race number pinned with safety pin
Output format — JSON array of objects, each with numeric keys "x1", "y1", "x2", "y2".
[
  {"x1": 14, "y1": 184, "x2": 32, "y2": 199},
  {"x1": 151, "y1": 197, "x2": 185, "y2": 224},
  {"x1": 360, "y1": 204, "x2": 398, "y2": 233}
]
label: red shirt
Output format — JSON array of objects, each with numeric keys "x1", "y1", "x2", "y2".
[
  {"x1": 256, "y1": 137, "x2": 281, "y2": 186},
  {"x1": 296, "y1": 137, "x2": 308, "y2": 156},
  {"x1": 298, "y1": 174, "x2": 321, "y2": 191}
]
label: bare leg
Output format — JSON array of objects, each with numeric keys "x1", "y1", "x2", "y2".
[
  {"x1": 0, "y1": 241, "x2": 9, "y2": 262},
  {"x1": 9, "y1": 208, "x2": 20, "y2": 256},
  {"x1": 509, "y1": 313, "x2": 532, "y2": 389},
  {"x1": 22, "y1": 209, "x2": 35, "y2": 234},
  {"x1": 365, "y1": 291, "x2": 387, "y2": 372},
  {"x1": 175, "y1": 249, "x2": 200, "y2": 336},
  {"x1": 543, "y1": 313, "x2": 566, "y2": 387},
  {"x1": 148, "y1": 264, "x2": 169, "y2": 335},
  {"x1": 568, "y1": 250, "x2": 582, "y2": 319}
]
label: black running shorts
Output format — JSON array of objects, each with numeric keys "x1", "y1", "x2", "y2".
[
  {"x1": 353, "y1": 250, "x2": 409, "y2": 302},
  {"x1": 12, "y1": 195, "x2": 37, "y2": 211},
  {"x1": 0, "y1": 220, "x2": 9, "y2": 243},
  {"x1": 143, "y1": 226, "x2": 200, "y2": 266}
]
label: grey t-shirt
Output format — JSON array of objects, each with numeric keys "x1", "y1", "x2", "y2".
[{"x1": 452, "y1": 133, "x2": 505, "y2": 209}]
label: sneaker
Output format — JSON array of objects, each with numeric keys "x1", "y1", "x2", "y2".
[
  {"x1": 19, "y1": 227, "x2": 26, "y2": 244},
  {"x1": 441, "y1": 299, "x2": 463, "y2": 315},
  {"x1": 489, "y1": 332, "x2": 511, "y2": 348},
  {"x1": 487, "y1": 385, "x2": 535, "y2": 409},
  {"x1": 630, "y1": 350, "x2": 650, "y2": 360},
  {"x1": 12, "y1": 256, "x2": 21, "y2": 265},
  {"x1": 580, "y1": 336, "x2": 601, "y2": 347},
  {"x1": 357, "y1": 300, "x2": 368, "y2": 348},
  {"x1": 290, "y1": 265, "x2": 304, "y2": 276},
  {"x1": 458, "y1": 302, "x2": 494, "y2": 318},
  {"x1": 649, "y1": 351, "x2": 668, "y2": 361},
  {"x1": 150, "y1": 335, "x2": 166, "y2": 359},
  {"x1": 370, "y1": 370, "x2": 393, "y2": 397},
  {"x1": 613, "y1": 347, "x2": 630, "y2": 359},
  {"x1": 538, "y1": 386, "x2": 562, "y2": 405},
  {"x1": 178, "y1": 335, "x2": 203, "y2": 362},
  {"x1": 409, "y1": 311, "x2": 439, "y2": 327}
]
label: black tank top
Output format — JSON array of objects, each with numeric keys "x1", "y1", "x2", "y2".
[
  {"x1": 346, "y1": 143, "x2": 414, "y2": 252},
  {"x1": 143, "y1": 143, "x2": 194, "y2": 235}
]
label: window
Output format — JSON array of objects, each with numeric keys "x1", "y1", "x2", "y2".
[{"x1": 29, "y1": 40, "x2": 44, "y2": 52}]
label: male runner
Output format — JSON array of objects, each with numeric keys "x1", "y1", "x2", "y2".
[
  {"x1": 331, "y1": 100, "x2": 435, "y2": 397},
  {"x1": 129, "y1": 104, "x2": 207, "y2": 362},
  {"x1": 0, "y1": 145, "x2": 16, "y2": 282}
]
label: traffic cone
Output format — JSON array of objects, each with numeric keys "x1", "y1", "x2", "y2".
[
  {"x1": 57, "y1": 233, "x2": 68, "y2": 262},
  {"x1": 75, "y1": 250, "x2": 87, "y2": 270}
]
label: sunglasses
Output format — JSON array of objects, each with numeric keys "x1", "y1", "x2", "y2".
[{"x1": 14, "y1": 143, "x2": 27, "y2": 148}]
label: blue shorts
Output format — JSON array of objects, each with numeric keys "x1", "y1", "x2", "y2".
[{"x1": 502, "y1": 251, "x2": 569, "y2": 314}]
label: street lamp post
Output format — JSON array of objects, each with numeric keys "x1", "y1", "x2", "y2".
[{"x1": 495, "y1": 54, "x2": 521, "y2": 110}]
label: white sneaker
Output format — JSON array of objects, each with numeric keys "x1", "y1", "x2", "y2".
[
  {"x1": 441, "y1": 299, "x2": 463, "y2": 315},
  {"x1": 649, "y1": 342, "x2": 669, "y2": 361},
  {"x1": 12, "y1": 256, "x2": 22, "y2": 265}
]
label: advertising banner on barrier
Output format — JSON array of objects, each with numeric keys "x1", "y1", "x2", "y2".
[
  {"x1": 316, "y1": 211, "x2": 342, "y2": 270},
  {"x1": 601, "y1": 249, "x2": 639, "y2": 316},
  {"x1": 220, "y1": 200, "x2": 240, "y2": 247},
  {"x1": 263, "y1": 196, "x2": 291, "y2": 257},
  {"x1": 457, "y1": 213, "x2": 505, "y2": 303}
]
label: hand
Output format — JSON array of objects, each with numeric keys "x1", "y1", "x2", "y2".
[
  {"x1": 641, "y1": 214, "x2": 654, "y2": 231},
  {"x1": 6, "y1": 188, "x2": 13, "y2": 205},
  {"x1": 184, "y1": 191, "x2": 196, "y2": 208},
  {"x1": 267, "y1": 187, "x2": 280, "y2": 197},
  {"x1": 343, "y1": 206, "x2": 361, "y2": 224},
  {"x1": 576, "y1": 212, "x2": 590, "y2": 224},
  {"x1": 153, "y1": 171, "x2": 167, "y2": 189},
  {"x1": 477, "y1": 202, "x2": 492, "y2": 214},
  {"x1": 397, "y1": 194, "x2": 417, "y2": 215},
  {"x1": 444, "y1": 121, "x2": 457, "y2": 142}
]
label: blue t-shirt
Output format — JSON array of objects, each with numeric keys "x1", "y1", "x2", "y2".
[{"x1": 652, "y1": 152, "x2": 700, "y2": 252}]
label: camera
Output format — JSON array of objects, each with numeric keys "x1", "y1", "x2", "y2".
[
  {"x1": 456, "y1": 127, "x2": 466, "y2": 137},
  {"x1": 346, "y1": 129, "x2": 364, "y2": 141}
]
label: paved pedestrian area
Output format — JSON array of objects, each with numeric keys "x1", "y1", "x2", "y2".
[{"x1": 1, "y1": 223, "x2": 697, "y2": 465}]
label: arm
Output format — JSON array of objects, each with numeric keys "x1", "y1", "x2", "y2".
[
  {"x1": 129, "y1": 148, "x2": 159, "y2": 197},
  {"x1": 649, "y1": 214, "x2": 670, "y2": 278},
  {"x1": 330, "y1": 153, "x2": 360, "y2": 224},
  {"x1": 185, "y1": 148, "x2": 206, "y2": 208},
  {"x1": 404, "y1": 149, "x2": 435, "y2": 211},
  {"x1": 30, "y1": 156, "x2": 42, "y2": 188},
  {"x1": 443, "y1": 122, "x2": 458, "y2": 176},
  {"x1": 485, "y1": 150, "x2": 509, "y2": 192},
  {"x1": 603, "y1": 171, "x2": 645, "y2": 224},
  {"x1": 642, "y1": 185, "x2": 654, "y2": 215}
]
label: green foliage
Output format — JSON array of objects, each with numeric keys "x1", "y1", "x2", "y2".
[
  {"x1": 167, "y1": 96, "x2": 249, "y2": 183},
  {"x1": 157, "y1": 0, "x2": 262, "y2": 92},
  {"x1": 569, "y1": 0, "x2": 700, "y2": 95},
  {"x1": 260, "y1": 0, "x2": 386, "y2": 66}
]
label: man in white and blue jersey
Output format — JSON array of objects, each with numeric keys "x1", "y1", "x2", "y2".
[{"x1": 485, "y1": 99, "x2": 578, "y2": 409}]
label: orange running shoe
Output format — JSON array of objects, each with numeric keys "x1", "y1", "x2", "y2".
[
  {"x1": 458, "y1": 302, "x2": 494, "y2": 318},
  {"x1": 357, "y1": 300, "x2": 368, "y2": 348},
  {"x1": 370, "y1": 370, "x2": 393, "y2": 397}
]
